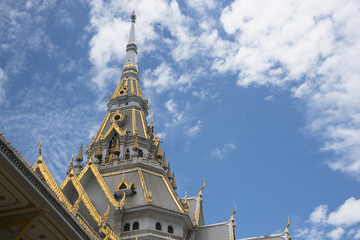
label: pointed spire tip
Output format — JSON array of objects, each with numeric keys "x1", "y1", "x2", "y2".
[{"x1": 131, "y1": 10, "x2": 136, "y2": 23}]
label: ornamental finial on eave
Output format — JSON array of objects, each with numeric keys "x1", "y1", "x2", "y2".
[
  {"x1": 131, "y1": 10, "x2": 136, "y2": 23},
  {"x1": 285, "y1": 216, "x2": 292, "y2": 239},
  {"x1": 76, "y1": 144, "x2": 83, "y2": 163},
  {"x1": 172, "y1": 172, "x2": 177, "y2": 190},
  {"x1": 37, "y1": 140, "x2": 44, "y2": 163},
  {"x1": 66, "y1": 155, "x2": 74, "y2": 175}
]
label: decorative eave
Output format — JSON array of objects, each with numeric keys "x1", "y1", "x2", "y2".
[{"x1": 0, "y1": 135, "x2": 95, "y2": 240}]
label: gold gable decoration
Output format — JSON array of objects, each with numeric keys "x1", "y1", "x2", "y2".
[{"x1": 115, "y1": 172, "x2": 132, "y2": 190}]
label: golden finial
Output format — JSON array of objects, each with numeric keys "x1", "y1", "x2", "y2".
[
  {"x1": 96, "y1": 141, "x2": 102, "y2": 160},
  {"x1": 156, "y1": 141, "x2": 163, "y2": 159},
  {"x1": 184, "y1": 191, "x2": 189, "y2": 213},
  {"x1": 167, "y1": 162, "x2": 172, "y2": 180},
  {"x1": 88, "y1": 155, "x2": 93, "y2": 165},
  {"x1": 199, "y1": 178, "x2": 205, "y2": 197},
  {"x1": 37, "y1": 140, "x2": 44, "y2": 163},
  {"x1": 231, "y1": 202, "x2": 237, "y2": 222},
  {"x1": 66, "y1": 155, "x2": 74, "y2": 175},
  {"x1": 71, "y1": 190, "x2": 83, "y2": 213},
  {"x1": 76, "y1": 144, "x2": 83, "y2": 163},
  {"x1": 133, "y1": 132, "x2": 139, "y2": 150},
  {"x1": 163, "y1": 152, "x2": 168, "y2": 169},
  {"x1": 285, "y1": 216, "x2": 290, "y2": 235},
  {"x1": 114, "y1": 139, "x2": 120, "y2": 156},
  {"x1": 172, "y1": 172, "x2": 177, "y2": 190},
  {"x1": 151, "y1": 117, "x2": 154, "y2": 126}
]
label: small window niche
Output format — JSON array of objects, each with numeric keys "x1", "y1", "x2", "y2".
[
  {"x1": 124, "y1": 223, "x2": 130, "y2": 232},
  {"x1": 168, "y1": 225, "x2": 174, "y2": 234},
  {"x1": 155, "y1": 222, "x2": 162, "y2": 231},
  {"x1": 133, "y1": 221, "x2": 139, "y2": 230}
]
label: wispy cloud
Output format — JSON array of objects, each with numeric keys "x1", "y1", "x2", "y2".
[{"x1": 211, "y1": 142, "x2": 236, "y2": 160}]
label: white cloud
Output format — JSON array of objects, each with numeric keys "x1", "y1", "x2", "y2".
[
  {"x1": 296, "y1": 197, "x2": 360, "y2": 239},
  {"x1": 327, "y1": 227, "x2": 344, "y2": 240},
  {"x1": 355, "y1": 229, "x2": 360, "y2": 239},
  {"x1": 164, "y1": 99, "x2": 190, "y2": 126},
  {"x1": 185, "y1": 0, "x2": 216, "y2": 12},
  {"x1": 264, "y1": 95, "x2": 274, "y2": 102},
  {"x1": 186, "y1": 120, "x2": 201, "y2": 138},
  {"x1": 211, "y1": 142, "x2": 236, "y2": 160},
  {"x1": 310, "y1": 205, "x2": 328, "y2": 224},
  {"x1": 216, "y1": 0, "x2": 360, "y2": 177},
  {"x1": 328, "y1": 197, "x2": 360, "y2": 226}
]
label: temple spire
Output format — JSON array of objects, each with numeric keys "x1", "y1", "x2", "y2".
[{"x1": 123, "y1": 11, "x2": 138, "y2": 71}]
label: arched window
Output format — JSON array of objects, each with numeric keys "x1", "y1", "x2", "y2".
[
  {"x1": 123, "y1": 223, "x2": 130, "y2": 232},
  {"x1": 155, "y1": 222, "x2": 162, "y2": 231},
  {"x1": 138, "y1": 149, "x2": 143, "y2": 157},
  {"x1": 168, "y1": 225, "x2": 173, "y2": 234},
  {"x1": 133, "y1": 221, "x2": 139, "y2": 230}
]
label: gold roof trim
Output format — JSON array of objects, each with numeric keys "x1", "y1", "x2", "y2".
[
  {"x1": 103, "y1": 121, "x2": 128, "y2": 139},
  {"x1": 138, "y1": 169, "x2": 152, "y2": 203},
  {"x1": 71, "y1": 175, "x2": 102, "y2": 224},
  {"x1": 94, "y1": 112, "x2": 110, "y2": 142},
  {"x1": 76, "y1": 161, "x2": 126, "y2": 210},
  {"x1": 102, "y1": 225, "x2": 122, "y2": 240},
  {"x1": 100, "y1": 205, "x2": 110, "y2": 227},
  {"x1": 76, "y1": 215, "x2": 102, "y2": 240},
  {"x1": 161, "y1": 175, "x2": 184, "y2": 213},
  {"x1": 66, "y1": 155, "x2": 74, "y2": 175},
  {"x1": 60, "y1": 175, "x2": 71, "y2": 190}
]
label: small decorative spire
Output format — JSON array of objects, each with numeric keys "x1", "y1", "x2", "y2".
[
  {"x1": 130, "y1": 10, "x2": 136, "y2": 23},
  {"x1": 66, "y1": 155, "x2": 74, "y2": 175},
  {"x1": 133, "y1": 133, "x2": 139, "y2": 150},
  {"x1": 114, "y1": 139, "x2": 120, "y2": 156},
  {"x1": 167, "y1": 162, "x2": 173, "y2": 180},
  {"x1": 76, "y1": 144, "x2": 83, "y2": 163},
  {"x1": 96, "y1": 142, "x2": 102, "y2": 160},
  {"x1": 36, "y1": 140, "x2": 44, "y2": 163},
  {"x1": 172, "y1": 172, "x2": 177, "y2": 190},
  {"x1": 162, "y1": 152, "x2": 168, "y2": 170},
  {"x1": 156, "y1": 141, "x2": 163, "y2": 160},
  {"x1": 183, "y1": 191, "x2": 189, "y2": 213}
]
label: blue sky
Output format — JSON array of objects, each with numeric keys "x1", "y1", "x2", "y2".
[{"x1": 1, "y1": 0, "x2": 360, "y2": 239}]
